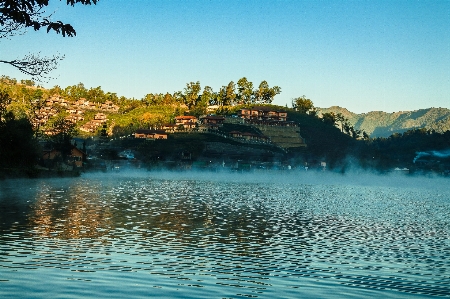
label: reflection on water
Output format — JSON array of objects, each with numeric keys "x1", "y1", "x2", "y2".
[{"x1": 1, "y1": 172, "x2": 449, "y2": 298}]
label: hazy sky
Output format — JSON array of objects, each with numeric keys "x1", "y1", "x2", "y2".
[{"x1": 1, "y1": 0, "x2": 449, "y2": 113}]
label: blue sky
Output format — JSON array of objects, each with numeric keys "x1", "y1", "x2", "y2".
[{"x1": 1, "y1": 0, "x2": 449, "y2": 113}]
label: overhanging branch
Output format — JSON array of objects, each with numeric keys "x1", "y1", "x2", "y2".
[{"x1": 0, "y1": 52, "x2": 65, "y2": 81}]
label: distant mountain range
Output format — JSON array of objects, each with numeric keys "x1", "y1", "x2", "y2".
[{"x1": 318, "y1": 106, "x2": 450, "y2": 138}]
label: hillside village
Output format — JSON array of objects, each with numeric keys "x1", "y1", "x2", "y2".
[
  {"x1": 20, "y1": 91, "x2": 309, "y2": 173},
  {"x1": 1, "y1": 77, "x2": 450, "y2": 177},
  {"x1": 34, "y1": 95, "x2": 119, "y2": 135},
  {"x1": 86, "y1": 106, "x2": 308, "y2": 172},
  {"x1": 33, "y1": 93, "x2": 306, "y2": 149},
  {"x1": 135, "y1": 108, "x2": 305, "y2": 147}
]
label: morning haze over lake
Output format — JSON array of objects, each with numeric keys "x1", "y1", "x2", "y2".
[{"x1": 1, "y1": 0, "x2": 450, "y2": 298}]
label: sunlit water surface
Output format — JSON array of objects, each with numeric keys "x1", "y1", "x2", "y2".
[{"x1": 1, "y1": 171, "x2": 449, "y2": 298}]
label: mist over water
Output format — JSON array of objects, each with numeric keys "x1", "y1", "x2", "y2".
[
  {"x1": 414, "y1": 149, "x2": 450, "y2": 163},
  {"x1": 1, "y1": 171, "x2": 449, "y2": 298},
  {"x1": 86, "y1": 168, "x2": 449, "y2": 190}
]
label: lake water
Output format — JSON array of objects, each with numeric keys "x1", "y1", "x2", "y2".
[{"x1": 1, "y1": 171, "x2": 449, "y2": 298}]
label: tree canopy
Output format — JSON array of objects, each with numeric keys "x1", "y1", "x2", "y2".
[{"x1": 292, "y1": 95, "x2": 315, "y2": 115}]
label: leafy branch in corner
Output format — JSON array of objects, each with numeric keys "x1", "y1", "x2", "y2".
[
  {"x1": 0, "y1": 0, "x2": 99, "y2": 80},
  {"x1": 0, "y1": 0, "x2": 99, "y2": 36}
]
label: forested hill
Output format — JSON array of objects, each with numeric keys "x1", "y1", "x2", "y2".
[{"x1": 318, "y1": 106, "x2": 450, "y2": 138}]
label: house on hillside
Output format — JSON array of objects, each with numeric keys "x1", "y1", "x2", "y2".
[
  {"x1": 79, "y1": 114, "x2": 105, "y2": 133},
  {"x1": 88, "y1": 102, "x2": 98, "y2": 110},
  {"x1": 199, "y1": 115, "x2": 225, "y2": 125},
  {"x1": 59, "y1": 99, "x2": 69, "y2": 107},
  {"x1": 80, "y1": 123, "x2": 99, "y2": 133},
  {"x1": 41, "y1": 145, "x2": 86, "y2": 169},
  {"x1": 161, "y1": 123, "x2": 178, "y2": 133},
  {"x1": 238, "y1": 107, "x2": 287, "y2": 122},
  {"x1": 134, "y1": 129, "x2": 168, "y2": 139},
  {"x1": 66, "y1": 115, "x2": 84, "y2": 123},
  {"x1": 175, "y1": 116, "x2": 197, "y2": 130},
  {"x1": 75, "y1": 98, "x2": 90, "y2": 107},
  {"x1": 94, "y1": 113, "x2": 107, "y2": 121},
  {"x1": 198, "y1": 115, "x2": 225, "y2": 132},
  {"x1": 66, "y1": 108, "x2": 77, "y2": 114},
  {"x1": 101, "y1": 101, "x2": 120, "y2": 112},
  {"x1": 229, "y1": 131, "x2": 242, "y2": 138},
  {"x1": 70, "y1": 147, "x2": 86, "y2": 167}
]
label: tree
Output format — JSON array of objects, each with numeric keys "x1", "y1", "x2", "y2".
[
  {"x1": 87, "y1": 86, "x2": 105, "y2": 103},
  {"x1": 0, "y1": 90, "x2": 40, "y2": 174},
  {"x1": 0, "y1": 0, "x2": 99, "y2": 80},
  {"x1": 183, "y1": 81, "x2": 201, "y2": 110},
  {"x1": 217, "y1": 86, "x2": 227, "y2": 106},
  {"x1": 254, "y1": 80, "x2": 281, "y2": 104},
  {"x1": 0, "y1": 116, "x2": 40, "y2": 173},
  {"x1": 0, "y1": 90, "x2": 11, "y2": 122},
  {"x1": 49, "y1": 85, "x2": 63, "y2": 95},
  {"x1": 105, "y1": 92, "x2": 118, "y2": 104},
  {"x1": 162, "y1": 93, "x2": 173, "y2": 105},
  {"x1": 26, "y1": 88, "x2": 45, "y2": 136},
  {"x1": 142, "y1": 93, "x2": 157, "y2": 106},
  {"x1": 322, "y1": 112, "x2": 336, "y2": 126},
  {"x1": 46, "y1": 114, "x2": 78, "y2": 157},
  {"x1": 335, "y1": 113, "x2": 346, "y2": 132},
  {"x1": 343, "y1": 121, "x2": 351, "y2": 135},
  {"x1": 237, "y1": 77, "x2": 253, "y2": 104},
  {"x1": 200, "y1": 86, "x2": 214, "y2": 106},
  {"x1": 172, "y1": 91, "x2": 184, "y2": 105},
  {"x1": 225, "y1": 81, "x2": 236, "y2": 106},
  {"x1": 63, "y1": 83, "x2": 88, "y2": 101},
  {"x1": 362, "y1": 131, "x2": 369, "y2": 140},
  {"x1": 140, "y1": 112, "x2": 153, "y2": 128},
  {"x1": 190, "y1": 86, "x2": 213, "y2": 117},
  {"x1": 292, "y1": 95, "x2": 315, "y2": 114}
]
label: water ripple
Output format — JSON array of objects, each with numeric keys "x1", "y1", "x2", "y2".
[{"x1": 1, "y1": 175, "x2": 449, "y2": 298}]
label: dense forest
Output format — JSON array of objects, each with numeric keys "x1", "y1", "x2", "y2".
[{"x1": 1, "y1": 75, "x2": 450, "y2": 177}]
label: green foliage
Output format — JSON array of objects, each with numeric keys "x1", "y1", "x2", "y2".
[
  {"x1": 183, "y1": 81, "x2": 201, "y2": 110},
  {"x1": 237, "y1": 77, "x2": 253, "y2": 104},
  {"x1": 63, "y1": 83, "x2": 88, "y2": 101},
  {"x1": 0, "y1": 0, "x2": 99, "y2": 37},
  {"x1": 292, "y1": 95, "x2": 315, "y2": 114},
  {"x1": 224, "y1": 81, "x2": 237, "y2": 106},
  {"x1": 321, "y1": 112, "x2": 336, "y2": 126},
  {"x1": 254, "y1": 80, "x2": 281, "y2": 104},
  {"x1": 200, "y1": 86, "x2": 214, "y2": 106},
  {"x1": 288, "y1": 110, "x2": 356, "y2": 166},
  {"x1": 45, "y1": 115, "x2": 78, "y2": 157},
  {"x1": 0, "y1": 91, "x2": 40, "y2": 175},
  {"x1": 109, "y1": 105, "x2": 178, "y2": 137},
  {"x1": 360, "y1": 128, "x2": 450, "y2": 170},
  {"x1": 20, "y1": 79, "x2": 35, "y2": 86},
  {"x1": 0, "y1": 89, "x2": 11, "y2": 121}
]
